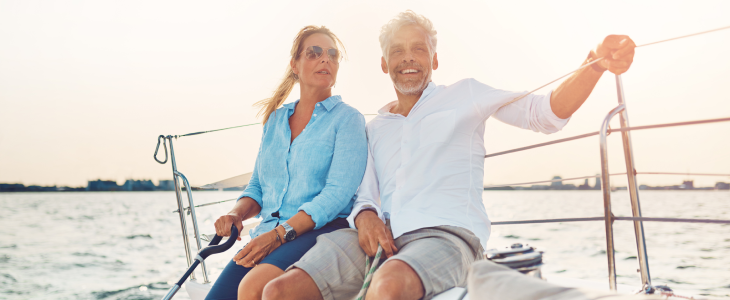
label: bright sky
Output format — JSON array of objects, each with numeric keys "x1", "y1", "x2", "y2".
[{"x1": 1, "y1": 0, "x2": 729, "y2": 188}]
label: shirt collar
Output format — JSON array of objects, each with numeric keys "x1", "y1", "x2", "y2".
[
  {"x1": 282, "y1": 95, "x2": 342, "y2": 112},
  {"x1": 377, "y1": 81, "x2": 437, "y2": 116}
]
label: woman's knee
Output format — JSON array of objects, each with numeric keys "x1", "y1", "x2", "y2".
[{"x1": 262, "y1": 269, "x2": 321, "y2": 300}]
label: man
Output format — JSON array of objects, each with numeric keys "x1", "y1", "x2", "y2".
[{"x1": 262, "y1": 10, "x2": 635, "y2": 300}]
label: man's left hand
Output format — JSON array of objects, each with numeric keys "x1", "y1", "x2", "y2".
[{"x1": 594, "y1": 35, "x2": 636, "y2": 75}]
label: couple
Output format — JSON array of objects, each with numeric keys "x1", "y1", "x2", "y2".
[{"x1": 207, "y1": 10, "x2": 635, "y2": 300}]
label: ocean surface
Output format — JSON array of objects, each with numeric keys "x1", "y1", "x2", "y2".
[{"x1": 1, "y1": 190, "x2": 728, "y2": 299}]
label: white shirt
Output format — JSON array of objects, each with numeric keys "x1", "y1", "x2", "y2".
[{"x1": 346, "y1": 79, "x2": 569, "y2": 249}]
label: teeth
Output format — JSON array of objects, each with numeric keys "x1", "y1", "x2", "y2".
[
  {"x1": 401, "y1": 69, "x2": 418, "y2": 74},
  {"x1": 318, "y1": 71, "x2": 329, "y2": 74}
]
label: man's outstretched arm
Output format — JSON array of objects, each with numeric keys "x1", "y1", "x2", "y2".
[{"x1": 550, "y1": 35, "x2": 636, "y2": 119}]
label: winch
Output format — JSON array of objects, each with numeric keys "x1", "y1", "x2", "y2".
[{"x1": 485, "y1": 243, "x2": 544, "y2": 279}]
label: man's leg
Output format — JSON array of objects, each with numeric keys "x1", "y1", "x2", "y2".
[
  {"x1": 262, "y1": 268, "x2": 323, "y2": 300},
  {"x1": 263, "y1": 228, "x2": 368, "y2": 300},
  {"x1": 369, "y1": 225, "x2": 483, "y2": 300},
  {"x1": 366, "y1": 260, "x2": 424, "y2": 300}
]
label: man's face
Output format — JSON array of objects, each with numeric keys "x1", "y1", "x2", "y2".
[{"x1": 381, "y1": 24, "x2": 438, "y2": 96}]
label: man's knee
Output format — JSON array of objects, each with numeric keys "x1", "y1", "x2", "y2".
[{"x1": 367, "y1": 260, "x2": 424, "y2": 300}]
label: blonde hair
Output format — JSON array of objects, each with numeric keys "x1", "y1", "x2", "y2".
[
  {"x1": 379, "y1": 10, "x2": 438, "y2": 60},
  {"x1": 255, "y1": 25, "x2": 346, "y2": 124}
]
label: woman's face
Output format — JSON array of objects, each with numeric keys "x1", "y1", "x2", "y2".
[{"x1": 292, "y1": 33, "x2": 339, "y2": 91}]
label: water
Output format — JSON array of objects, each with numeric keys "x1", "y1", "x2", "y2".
[{"x1": 1, "y1": 191, "x2": 728, "y2": 299}]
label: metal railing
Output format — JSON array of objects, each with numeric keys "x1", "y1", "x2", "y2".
[
  {"x1": 154, "y1": 136, "x2": 210, "y2": 283},
  {"x1": 482, "y1": 75, "x2": 730, "y2": 293}
]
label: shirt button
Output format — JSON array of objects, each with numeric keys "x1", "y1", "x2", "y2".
[
  {"x1": 283, "y1": 188, "x2": 286, "y2": 191},
  {"x1": 313, "y1": 114, "x2": 317, "y2": 117},
  {"x1": 316, "y1": 103, "x2": 320, "y2": 106}
]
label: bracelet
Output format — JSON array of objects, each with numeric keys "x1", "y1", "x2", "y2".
[
  {"x1": 272, "y1": 228, "x2": 282, "y2": 245},
  {"x1": 586, "y1": 51, "x2": 607, "y2": 73}
]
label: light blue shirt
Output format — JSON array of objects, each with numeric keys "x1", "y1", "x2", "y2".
[{"x1": 240, "y1": 95, "x2": 368, "y2": 238}]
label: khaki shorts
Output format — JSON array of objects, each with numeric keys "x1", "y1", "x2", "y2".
[{"x1": 288, "y1": 224, "x2": 483, "y2": 300}]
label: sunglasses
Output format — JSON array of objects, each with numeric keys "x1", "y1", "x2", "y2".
[{"x1": 303, "y1": 45, "x2": 342, "y2": 63}]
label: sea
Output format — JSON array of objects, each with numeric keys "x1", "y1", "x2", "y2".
[{"x1": 1, "y1": 190, "x2": 728, "y2": 299}]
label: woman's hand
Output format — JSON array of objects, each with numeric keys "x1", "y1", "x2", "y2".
[
  {"x1": 214, "y1": 213, "x2": 244, "y2": 241},
  {"x1": 233, "y1": 230, "x2": 281, "y2": 268}
]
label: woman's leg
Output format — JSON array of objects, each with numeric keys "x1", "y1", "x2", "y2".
[
  {"x1": 205, "y1": 257, "x2": 252, "y2": 300},
  {"x1": 237, "y1": 263, "x2": 285, "y2": 300}
]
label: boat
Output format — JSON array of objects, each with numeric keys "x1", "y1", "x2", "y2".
[{"x1": 151, "y1": 28, "x2": 730, "y2": 300}]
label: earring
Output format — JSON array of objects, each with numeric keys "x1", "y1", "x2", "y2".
[{"x1": 293, "y1": 73, "x2": 299, "y2": 80}]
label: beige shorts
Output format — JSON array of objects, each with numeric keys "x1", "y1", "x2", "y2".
[{"x1": 288, "y1": 224, "x2": 483, "y2": 300}]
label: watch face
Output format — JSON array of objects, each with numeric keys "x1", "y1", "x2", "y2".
[{"x1": 285, "y1": 230, "x2": 297, "y2": 241}]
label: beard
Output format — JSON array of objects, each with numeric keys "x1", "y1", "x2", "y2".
[{"x1": 390, "y1": 61, "x2": 431, "y2": 96}]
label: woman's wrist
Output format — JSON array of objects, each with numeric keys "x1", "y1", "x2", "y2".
[{"x1": 274, "y1": 226, "x2": 286, "y2": 244}]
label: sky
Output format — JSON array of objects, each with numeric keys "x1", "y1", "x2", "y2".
[{"x1": 1, "y1": 0, "x2": 729, "y2": 189}]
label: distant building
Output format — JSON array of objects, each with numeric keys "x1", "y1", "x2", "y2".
[
  {"x1": 550, "y1": 176, "x2": 563, "y2": 188},
  {"x1": 594, "y1": 175, "x2": 602, "y2": 190},
  {"x1": 122, "y1": 179, "x2": 156, "y2": 191},
  {"x1": 716, "y1": 182, "x2": 730, "y2": 190},
  {"x1": 680, "y1": 180, "x2": 694, "y2": 190},
  {"x1": 578, "y1": 179, "x2": 592, "y2": 190},
  {"x1": 158, "y1": 180, "x2": 175, "y2": 191},
  {"x1": 0, "y1": 183, "x2": 25, "y2": 192},
  {"x1": 87, "y1": 180, "x2": 120, "y2": 191}
]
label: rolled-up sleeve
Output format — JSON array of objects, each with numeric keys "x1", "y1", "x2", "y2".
[
  {"x1": 298, "y1": 113, "x2": 368, "y2": 229},
  {"x1": 491, "y1": 90, "x2": 569, "y2": 134},
  {"x1": 237, "y1": 123, "x2": 268, "y2": 217},
  {"x1": 238, "y1": 162, "x2": 263, "y2": 216},
  {"x1": 467, "y1": 78, "x2": 569, "y2": 134}
]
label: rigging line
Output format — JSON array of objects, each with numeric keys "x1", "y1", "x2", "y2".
[
  {"x1": 175, "y1": 115, "x2": 377, "y2": 138},
  {"x1": 485, "y1": 116, "x2": 730, "y2": 158},
  {"x1": 172, "y1": 198, "x2": 237, "y2": 213},
  {"x1": 175, "y1": 122, "x2": 261, "y2": 138},
  {"x1": 484, "y1": 171, "x2": 730, "y2": 188},
  {"x1": 484, "y1": 173, "x2": 625, "y2": 189},
  {"x1": 497, "y1": 25, "x2": 730, "y2": 109},
  {"x1": 635, "y1": 25, "x2": 730, "y2": 48},
  {"x1": 491, "y1": 216, "x2": 730, "y2": 225}
]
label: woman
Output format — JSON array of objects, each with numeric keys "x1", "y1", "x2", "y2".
[{"x1": 205, "y1": 26, "x2": 367, "y2": 300}]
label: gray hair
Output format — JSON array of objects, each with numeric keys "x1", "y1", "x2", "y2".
[{"x1": 379, "y1": 10, "x2": 438, "y2": 59}]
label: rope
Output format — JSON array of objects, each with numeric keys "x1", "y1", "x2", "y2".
[
  {"x1": 356, "y1": 244, "x2": 384, "y2": 300},
  {"x1": 175, "y1": 122, "x2": 260, "y2": 138},
  {"x1": 491, "y1": 216, "x2": 730, "y2": 226},
  {"x1": 497, "y1": 25, "x2": 730, "y2": 109},
  {"x1": 485, "y1": 117, "x2": 730, "y2": 158}
]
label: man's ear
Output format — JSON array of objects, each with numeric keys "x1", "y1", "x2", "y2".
[
  {"x1": 432, "y1": 52, "x2": 439, "y2": 70},
  {"x1": 381, "y1": 57, "x2": 389, "y2": 74}
]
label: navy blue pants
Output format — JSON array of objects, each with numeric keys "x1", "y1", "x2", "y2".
[{"x1": 204, "y1": 218, "x2": 349, "y2": 300}]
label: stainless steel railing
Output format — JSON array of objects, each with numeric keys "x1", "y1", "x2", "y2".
[{"x1": 155, "y1": 136, "x2": 210, "y2": 283}]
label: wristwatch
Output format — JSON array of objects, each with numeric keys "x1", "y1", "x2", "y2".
[{"x1": 281, "y1": 222, "x2": 297, "y2": 242}]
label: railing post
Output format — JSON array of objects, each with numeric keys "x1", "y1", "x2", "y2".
[
  {"x1": 177, "y1": 171, "x2": 210, "y2": 283},
  {"x1": 615, "y1": 75, "x2": 653, "y2": 292},
  {"x1": 599, "y1": 104, "x2": 625, "y2": 291},
  {"x1": 168, "y1": 137, "x2": 196, "y2": 280}
]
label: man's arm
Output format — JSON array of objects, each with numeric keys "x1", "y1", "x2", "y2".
[
  {"x1": 550, "y1": 35, "x2": 636, "y2": 119},
  {"x1": 345, "y1": 138, "x2": 398, "y2": 258}
]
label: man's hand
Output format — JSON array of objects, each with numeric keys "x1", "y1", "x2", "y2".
[
  {"x1": 354, "y1": 210, "x2": 398, "y2": 258},
  {"x1": 594, "y1": 35, "x2": 636, "y2": 75},
  {"x1": 214, "y1": 213, "x2": 244, "y2": 241}
]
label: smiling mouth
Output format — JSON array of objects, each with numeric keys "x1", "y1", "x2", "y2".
[
  {"x1": 399, "y1": 69, "x2": 420, "y2": 74},
  {"x1": 316, "y1": 70, "x2": 330, "y2": 74}
]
